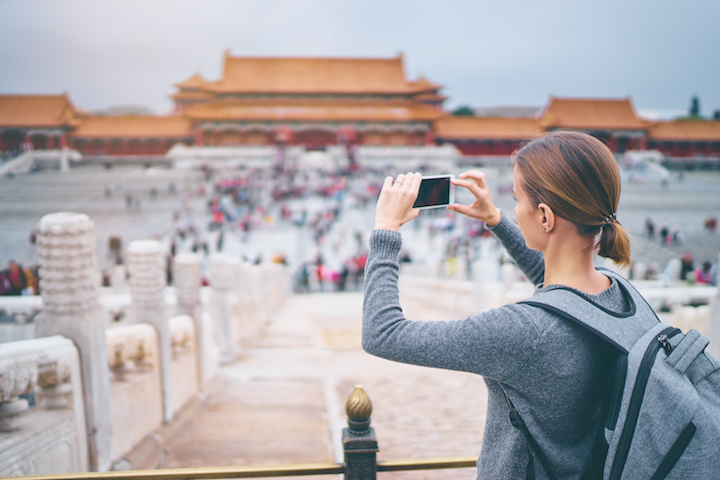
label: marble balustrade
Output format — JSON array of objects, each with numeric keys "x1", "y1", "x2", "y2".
[
  {"x1": 0, "y1": 335, "x2": 88, "y2": 477},
  {"x1": 0, "y1": 210, "x2": 291, "y2": 475}
]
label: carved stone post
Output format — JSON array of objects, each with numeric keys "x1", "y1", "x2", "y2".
[
  {"x1": 0, "y1": 356, "x2": 36, "y2": 432},
  {"x1": 172, "y1": 252, "x2": 205, "y2": 386},
  {"x1": 126, "y1": 240, "x2": 173, "y2": 422},
  {"x1": 343, "y1": 385, "x2": 378, "y2": 480},
  {"x1": 36, "y1": 359, "x2": 73, "y2": 409},
  {"x1": 34, "y1": 212, "x2": 113, "y2": 471},
  {"x1": 209, "y1": 253, "x2": 237, "y2": 364}
]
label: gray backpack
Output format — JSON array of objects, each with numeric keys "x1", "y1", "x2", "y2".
[{"x1": 513, "y1": 269, "x2": 720, "y2": 480}]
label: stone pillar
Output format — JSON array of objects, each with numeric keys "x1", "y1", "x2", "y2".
[
  {"x1": 173, "y1": 253, "x2": 206, "y2": 386},
  {"x1": 343, "y1": 385, "x2": 377, "y2": 480},
  {"x1": 60, "y1": 147, "x2": 70, "y2": 173},
  {"x1": 126, "y1": 240, "x2": 173, "y2": 422},
  {"x1": 34, "y1": 212, "x2": 113, "y2": 471},
  {"x1": 209, "y1": 254, "x2": 238, "y2": 364}
]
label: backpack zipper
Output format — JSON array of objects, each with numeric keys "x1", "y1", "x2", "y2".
[
  {"x1": 657, "y1": 334, "x2": 673, "y2": 355},
  {"x1": 649, "y1": 422, "x2": 696, "y2": 480},
  {"x1": 609, "y1": 326, "x2": 680, "y2": 480}
]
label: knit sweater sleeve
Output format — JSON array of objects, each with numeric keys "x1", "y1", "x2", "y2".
[
  {"x1": 487, "y1": 213, "x2": 545, "y2": 286},
  {"x1": 362, "y1": 229, "x2": 543, "y2": 381}
]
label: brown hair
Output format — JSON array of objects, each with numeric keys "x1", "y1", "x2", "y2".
[{"x1": 512, "y1": 131, "x2": 631, "y2": 267}]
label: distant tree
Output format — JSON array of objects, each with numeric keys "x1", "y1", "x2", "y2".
[
  {"x1": 688, "y1": 95, "x2": 701, "y2": 118},
  {"x1": 714, "y1": 109, "x2": 720, "y2": 121},
  {"x1": 451, "y1": 105, "x2": 475, "y2": 116}
]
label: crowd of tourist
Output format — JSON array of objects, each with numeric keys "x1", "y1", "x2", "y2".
[
  {"x1": 0, "y1": 260, "x2": 38, "y2": 296},
  {"x1": 2, "y1": 164, "x2": 718, "y2": 296}
]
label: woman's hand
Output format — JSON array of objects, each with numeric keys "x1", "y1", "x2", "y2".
[
  {"x1": 448, "y1": 170, "x2": 502, "y2": 226},
  {"x1": 374, "y1": 172, "x2": 422, "y2": 231}
]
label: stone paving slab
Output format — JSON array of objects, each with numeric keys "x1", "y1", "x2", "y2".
[{"x1": 159, "y1": 291, "x2": 486, "y2": 479}]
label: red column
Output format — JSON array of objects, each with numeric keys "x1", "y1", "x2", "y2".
[
  {"x1": 60, "y1": 134, "x2": 67, "y2": 149},
  {"x1": 24, "y1": 132, "x2": 33, "y2": 151},
  {"x1": 193, "y1": 130, "x2": 203, "y2": 146},
  {"x1": 424, "y1": 129, "x2": 435, "y2": 146},
  {"x1": 47, "y1": 135, "x2": 55, "y2": 150},
  {"x1": 214, "y1": 130, "x2": 222, "y2": 146},
  {"x1": 609, "y1": 135, "x2": 618, "y2": 152}
]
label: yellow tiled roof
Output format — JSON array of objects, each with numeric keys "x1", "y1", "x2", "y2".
[
  {"x1": 71, "y1": 115, "x2": 193, "y2": 138},
  {"x1": 184, "y1": 99, "x2": 444, "y2": 122},
  {"x1": 648, "y1": 119, "x2": 720, "y2": 141},
  {"x1": 434, "y1": 115, "x2": 543, "y2": 140},
  {"x1": 0, "y1": 94, "x2": 77, "y2": 128},
  {"x1": 174, "y1": 73, "x2": 208, "y2": 90},
  {"x1": 540, "y1": 97, "x2": 645, "y2": 130},
  {"x1": 198, "y1": 54, "x2": 441, "y2": 94}
]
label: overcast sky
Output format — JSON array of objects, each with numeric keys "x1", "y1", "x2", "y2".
[{"x1": 1, "y1": 0, "x2": 718, "y2": 118}]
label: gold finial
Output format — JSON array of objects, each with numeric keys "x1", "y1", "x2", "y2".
[{"x1": 345, "y1": 385, "x2": 372, "y2": 423}]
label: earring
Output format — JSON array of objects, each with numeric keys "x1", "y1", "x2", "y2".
[{"x1": 543, "y1": 227, "x2": 547, "y2": 231}]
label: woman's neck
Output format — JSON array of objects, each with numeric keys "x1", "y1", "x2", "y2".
[{"x1": 542, "y1": 235, "x2": 610, "y2": 295}]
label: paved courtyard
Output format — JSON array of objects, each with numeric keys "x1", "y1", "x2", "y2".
[{"x1": 158, "y1": 291, "x2": 485, "y2": 479}]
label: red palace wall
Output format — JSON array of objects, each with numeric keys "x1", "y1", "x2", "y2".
[{"x1": 647, "y1": 140, "x2": 720, "y2": 158}]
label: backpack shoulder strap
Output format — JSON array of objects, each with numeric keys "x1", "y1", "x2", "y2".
[{"x1": 518, "y1": 269, "x2": 659, "y2": 353}]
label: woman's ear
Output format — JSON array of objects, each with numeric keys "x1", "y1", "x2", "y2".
[{"x1": 537, "y1": 203, "x2": 555, "y2": 232}]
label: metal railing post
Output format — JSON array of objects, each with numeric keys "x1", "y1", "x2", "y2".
[{"x1": 342, "y1": 385, "x2": 377, "y2": 480}]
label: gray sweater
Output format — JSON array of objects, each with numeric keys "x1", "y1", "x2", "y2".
[{"x1": 362, "y1": 214, "x2": 624, "y2": 479}]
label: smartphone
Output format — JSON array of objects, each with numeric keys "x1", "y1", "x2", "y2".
[{"x1": 413, "y1": 174, "x2": 455, "y2": 209}]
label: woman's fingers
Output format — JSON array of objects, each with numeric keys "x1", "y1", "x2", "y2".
[
  {"x1": 383, "y1": 176, "x2": 394, "y2": 191},
  {"x1": 374, "y1": 172, "x2": 422, "y2": 231},
  {"x1": 447, "y1": 203, "x2": 476, "y2": 218},
  {"x1": 452, "y1": 177, "x2": 487, "y2": 201},
  {"x1": 404, "y1": 172, "x2": 422, "y2": 194},
  {"x1": 459, "y1": 170, "x2": 488, "y2": 190}
]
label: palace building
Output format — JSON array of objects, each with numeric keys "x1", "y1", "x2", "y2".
[
  {"x1": 172, "y1": 51, "x2": 445, "y2": 149},
  {"x1": 0, "y1": 94, "x2": 77, "y2": 152},
  {"x1": 1, "y1": 51, "x2": 720, "y2": 160}
]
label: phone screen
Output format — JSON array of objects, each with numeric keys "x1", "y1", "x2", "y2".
[{"x1": 413, "y1": 176, "x2": 451, "y2": 208}]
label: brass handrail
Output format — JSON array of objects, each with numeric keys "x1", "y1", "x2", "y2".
[
  {"x1": 377, "y1": 456, "x2": 477, "y2": 472},
  {"x1": 8, "y1": 463, "x2": 344, "y2": 480},
  {"x1": 8, "y1": 456, "x2": 478, "y2": 480}
]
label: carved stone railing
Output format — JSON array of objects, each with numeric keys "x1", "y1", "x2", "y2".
[
  {"x1": 168, "y1": 315, "x2": 198, "y2": 415},
  {"x1": 106, "y1": 324, "x2": 163, "y2": 462},
  {"x1": 208, "y1": 254, "x2": 239, "y2": 364},
  {"x1": 172, "y1": 252, "x2": 212, "y2": 388},
  {"x1": 126, "y1": 240, "x2": 172, "y2": 423},
  {"x1": 34, "y1": 212, "x2": 112, "y2": 471},
  {"x1": 0, "y1": 336, "x2": 88, "y2": 476},
  {"x1": 3, "y1": 385, "x2": 476, "y2": 479}
]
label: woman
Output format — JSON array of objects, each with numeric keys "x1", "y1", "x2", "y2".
[{"x1": 363, "y1": 131, "x2": 632, "y2": 479}]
